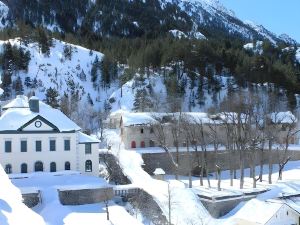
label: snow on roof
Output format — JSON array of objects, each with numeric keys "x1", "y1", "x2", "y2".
[
  {"x1": 114, "y1": 111, "x2": 221, "y2": 126},
  {"x1": 2, "y1": 95, "x2": 29, "y2": 109},
  {"x1": 79, "y1": 132, "x2": 100, "y2": 143},
  {"x1": 0, "y1": 165, "x2": 46, "y2": 225},
  {"x1": 270, "y1": 111, "x2": 297, "y2": 124},
  {"x1": 0, "y1": 95, "x2": 81, "y2": 132},
  {"x1": 153, "y1": 168, "x2": 165, "y2": 175},
  {"x1": 122, "y1": 112, "x2": 158, "y2": 126},
  {"x1": 232, "y1": 199, "x2": 283, "y2": 224}
]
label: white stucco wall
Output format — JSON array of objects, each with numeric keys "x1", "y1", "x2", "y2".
[
  {"x1": 0, "y1": 132, "x2": 77, "y2": 173},
  {"x1": 0, "y1": 132, "x2": 99, "y2": 176},
  {"x1": 78, "y1": 143, "x2": 99, "y2": 177}
]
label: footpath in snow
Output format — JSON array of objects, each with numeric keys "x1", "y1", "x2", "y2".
[{"x1": 105, "y1": 129, "x2": 213, "y2": 225}]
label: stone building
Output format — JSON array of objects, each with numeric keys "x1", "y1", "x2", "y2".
[{"x1": 108, "y1": 110, "x2": 299, "y2": 150}]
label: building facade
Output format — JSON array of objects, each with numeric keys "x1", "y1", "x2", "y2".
[
  {"x1": 0, "y1": 95, "x2": 99, "y2": 176},
  {"x1": 109, "y1": 110, "x2": 299, "y2": 150}
]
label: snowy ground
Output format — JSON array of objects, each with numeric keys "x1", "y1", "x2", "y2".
[
  {"x1": 105, "y1": 129, "x2": 214, "y2": 225},
  {"x1": 0, "y1": 165, "x2": 45, "y2": 225},
  {"x1": 9, "y1": 171, "x2": 142, "y2": 225},
  {"x1": 105, "y1": 129, "x2": 300, "y2": 225}
]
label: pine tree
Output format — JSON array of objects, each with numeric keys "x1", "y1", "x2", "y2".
[
  {"x1": 14, "y1": 76, "x2": 24, "y2": 95},
  {"x1": 24, "y1": 77, "x2": 32, "y2": 88},
  {"x1": 133, "y1": 88, "x2": 153, "y2": 112},
  {"x1": 45, "y1": 87, "x2": 59, "y2": 108}
]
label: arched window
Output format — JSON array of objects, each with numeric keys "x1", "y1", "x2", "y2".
[
  {"x1": 131, "y1": 141, "x2": 136, "y2": 148},
  {"x1": 21, "y1": 163, "x2": 27, "y2": 173},
  {"x1": 5, "y1": 164, "x2": 12, "y2": 174},
  {"x1": 85, "y1": 160, "x2": 92, "y2": 172},
  {"x1": 50, "y1": 162, "x2": 56, "y2": 172},
  {"x1": 141, "y1": 141, "x2": 145, "y2": 148},
  {"x1": 34, "y1": 161, "x2": 43, "y2": 172},
  {"x1": 65, "y1": 162, "x2": 71, "y2": 170}
]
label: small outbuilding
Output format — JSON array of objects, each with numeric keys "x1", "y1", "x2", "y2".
[{"x1": 153, "y1": 168, "x2": 165, "y2": 181}]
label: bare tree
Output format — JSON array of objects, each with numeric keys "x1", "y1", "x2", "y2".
[
  {"x1": 277, "y1": 113, "x2": 298, "y2": 180},
  {"x1": 151, "y1": 119, "x2": 178, "y2": 172}
]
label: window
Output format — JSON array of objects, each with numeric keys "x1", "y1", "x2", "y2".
[
  {"x1": 131, "y1": 141, "x2": 136, "y2": 148},
  {"x1": 85, "y1": 160, "x2": 92, "y2": 172},
  {"x1": 140, "y1": 141, "x2": 145, "y2": 148},
  {"x1": 65, "y1": 162, "x2": 71, "y2": 170},
  {"x1": 21, "y1": 163, "x2": 27, "y2": 173},
  {"x1": 64, "y1": 139, "x2": 70, "y2": 151},
  {"x1": 49, "y1": 140, "x2": 56, "y2": 151},
  {"x1": 150, "y1": 140, "x2": 155, "y2": 147},
  {"x1": 140, "y1": 128, "x2": 144, "y2": 134},
  {"x1": 21, "y1": 140, "x2": 27, "y2": 152},
  {"x1": 5, "y1": 140, "x2": 11, "y2": 153},
  {"x1": 85, "y1": 143, "x2": 91, "y2": 154},
  {"x1": 5, "y1": 164, "x2": 12, "y2": 174},
  {"x1": 150, "y1": 128, "x2": 154, "y2": 133},
  {"x1": 50, "y1": 162, "x2": 56, "y2": 172},
  {"x1": 34, "y1": 161, "x2": 43, "y2": 172},
  {"x1": 36, "y1": 141, "x2": 42, "y2": 152}
]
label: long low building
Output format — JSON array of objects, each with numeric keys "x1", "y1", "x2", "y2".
[
  {"x1": 0, "y1": 95, "x2": 100, "y2": 176},
  {"x1": 108, "y1": 110, "x2": 300, "y2": 150}
]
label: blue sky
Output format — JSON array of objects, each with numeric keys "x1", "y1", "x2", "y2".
[{"x1": 219, "y1": 0, "x2": 300, "y2": 42}]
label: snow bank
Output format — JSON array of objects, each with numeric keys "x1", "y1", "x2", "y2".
[{"x1": 0, "y1": 165, "x2": 46, "y2": 225}]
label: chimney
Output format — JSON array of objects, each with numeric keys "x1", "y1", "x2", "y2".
[{"x1": 29, "y1": 96, "x2": 39, "y2": 113}]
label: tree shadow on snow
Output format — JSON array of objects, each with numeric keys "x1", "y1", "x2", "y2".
[{"x1": 0, "y1": 199, "x2": 12, "y2": 225}]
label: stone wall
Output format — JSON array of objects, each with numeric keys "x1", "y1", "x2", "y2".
[
  {"x1": 22, "y1": 192, "x2": 40, "y2": 208},
  {"x1": 58, "y1": 187, "x2": 114, "y2": 205},
  {"x1": 141, "y1": 150, "x2": 300, "y2": 175},
  {"x1": 200, "y1": 196, "x2": 253, "y2": 218}
]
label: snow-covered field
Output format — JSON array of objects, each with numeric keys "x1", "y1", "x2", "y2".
[{"x1": 9, "y1": 171, "x2": 142, "y2": 225}]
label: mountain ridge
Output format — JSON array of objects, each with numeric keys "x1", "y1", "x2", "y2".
[{"x1": 0, "y1": 0, "x2": 297, "y2": 45}]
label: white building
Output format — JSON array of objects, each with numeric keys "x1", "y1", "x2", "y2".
[
  {"x1": 231, "y1": 198, "x2": 300, "y2": 225},
  {"x1": 0, "y1": 95, "x2": 100, "y2": 176}
]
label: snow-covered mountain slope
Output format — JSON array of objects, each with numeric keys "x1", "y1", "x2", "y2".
[
  {"x1": 3, "y1": 0, "x2": 297, "y2": 45},
  {"x1": 0, "y1": 38, "x2": 119, "y2": 109},
  {"x1": 0, "y1": 165, "x2": 46, "y2": 225},
  {"x1": 296, "y1": 48, "x2": 300, "y2": 63},
  {"x1": 0, "y1": 1, "x2": 9, "y2": 29},
  {"x1": 279, "y1": 33, "x2": 298, "y2": 46},
  {"x1": 243, "y1": 20, "x2": 278, "y2": 44}
]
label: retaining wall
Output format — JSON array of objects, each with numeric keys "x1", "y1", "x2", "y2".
[
  {"x1": 141, "y1": 150, "x2": 300, "y2": 175},
  {"x1": 58, "y1": 187, "x2": 114, "y2": 205},
  {"x1": 22, "y1": 192, "x2": 40, "y2": 208}
]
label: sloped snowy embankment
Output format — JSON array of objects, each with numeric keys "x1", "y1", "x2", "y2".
[
  {"x1": 105, "y1": 130, "x2": 213, "y2": 225},
  {"x1": 0, "y1": 165, "x2": 46, "y2": 225}
]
